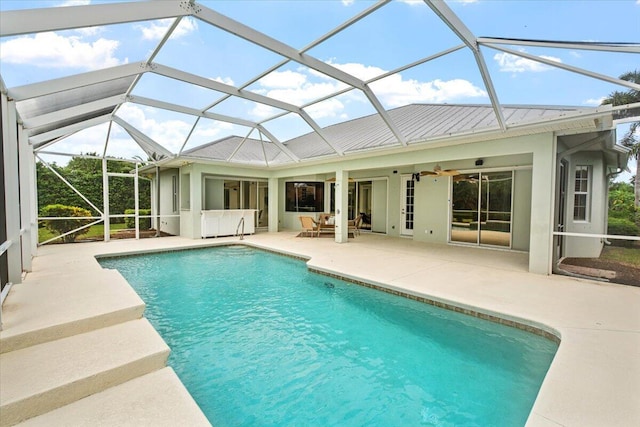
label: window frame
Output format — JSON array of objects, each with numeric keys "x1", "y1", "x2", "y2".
[
  {"x1": 285, "y1": 181, "x2": 325, "y2": 213},
  {"x1": 171, "y1": 175, "x2": 178, "y2": 213},
  {"x1": 573, "y1": 165, "x2": 591, "y2": 222}
]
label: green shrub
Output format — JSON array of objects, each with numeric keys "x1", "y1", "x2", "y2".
[
  {"x1": 124, "y1": 209, "x2": 152, "y2": 230},
  {"x1": 609, "y1": 182, "x2": 638, "y2": 223},
  {"x1": 39, "y1": 204, "x2": 93, "y2": 243},
  {"x1": 607, "y1": 217, "x2": 639, "y2": 247}
]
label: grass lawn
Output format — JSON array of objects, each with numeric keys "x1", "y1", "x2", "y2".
[
  {"x1": 601, "y1": 245, "x2": 640, "y2": 267},
  {"x1": 39, "y1": 222, "x2": 127, "y2": 243}
]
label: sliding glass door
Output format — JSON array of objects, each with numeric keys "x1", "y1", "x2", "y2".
[
  {"x1": 450, "y1": 171, "x2": 513, "y2": 248},
  {"x1": 451, "y1": 174, "x2": 480, "y2": 244}
]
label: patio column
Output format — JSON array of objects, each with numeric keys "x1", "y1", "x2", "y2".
[
  {"x1": 529, "y1": 135, "x2": 556, "y2": 274},
  {"x1": 190, "y1": 167, "x2": 202, "y2": 238},
  {"x1": 2, "y1": 96, "x2": 23, "y2": 285},
  {"x1": 18, "y1": 124, "x2": 34, "y2": 271},
  {"x1": 334, "y1": 169, "x2": 349, "y2": 243},
  {"x1": 268, "y1": 177, "x2": 278, "y2": 232}
]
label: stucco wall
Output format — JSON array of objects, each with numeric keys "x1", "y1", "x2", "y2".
[
  {"x1": 203, "y1": 177, "x2": 224, "y2": 210},
  {"x1": 564, "y1": 152, "x2": 607, "y2": 258},
  {"x1": 512, "y1": 169, "x2": 532, "y2": 251},
  {"x1": 166, "y1": 132, "x2": 606, "y2": 274},
  {"x1": 157, "y1": 169, "x2": 180, "y2": 236}
]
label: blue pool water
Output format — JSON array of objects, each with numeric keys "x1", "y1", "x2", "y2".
[{"x1": 99, "y1": 246, "x2": 557, "y2": 427}]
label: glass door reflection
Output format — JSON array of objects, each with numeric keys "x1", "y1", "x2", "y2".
[
  {"x1": 451, "y1": 174, "x2": 479, "y2": 244},
  {"x1": 479, "y1": 172, "x2": 512, "y2": 247},
  {"x1": 450, "y1": 171, "x2": 513, "y2": 248}
]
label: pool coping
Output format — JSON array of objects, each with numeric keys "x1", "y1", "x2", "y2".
[{"x1": 4, "y1": 234, "x2": 639, "y2": 427}]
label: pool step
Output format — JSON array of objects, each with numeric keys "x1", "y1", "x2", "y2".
[
  {"x1": 0, "y1": 319, "x2": 170, "y2": 427},
  {"x1": 14, "y1": 368, "x2": 210, "y2": 427},
  {"x1": 0, "y1": 269, "x2": 145, "y2": 354}
]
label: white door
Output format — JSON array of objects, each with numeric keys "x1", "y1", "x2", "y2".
[{"x1": 400, "y1": 175, "x2": 415, "y2": 236}]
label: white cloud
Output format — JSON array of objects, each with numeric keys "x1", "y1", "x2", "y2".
[
  {"x1": 327, "y1": 61, "x2": 386, "y2": 81},
  {"x1": 584, "y1": 97, "x2": 605, "y2": 106},
  {"x1": 0, "y1": 32, "x2": 124, "y2": 70},
  {"x1": 194, "y1": 121, "x2": 233, "y2": 138},
  {"x1": 252, "y1": 69, "x2": 349, "y2": 119},
  {"x1": 251, "y1": 61, "x2": 487, "y2": 119},
  {"x1": 494, "y1": 51, "x2": 562, "y2": 73},
  {"x1": 398, "y1": 0, "x2": 477, "y2": 5},
  {"x1": 259, "y1": 70, "x2": 307, "y2": 89},
  {"x1": 304, "y1": 98, "x2": 345, "y2": 119},
  {"x1": 74, "y1": 27, "x2": 104, "y2": 37},
  {"x1": 56, "y1": 0, "x2": 91, "y2": 6},
  {"x1": 371, "y1": 76, "x2": 487, "y2": 106},
  {"x1": 341, "y1": 0, "x2": 355, "y2": 5},
  {"x1": 211, "y1": 76, "x2": 235, "y2": 86},
  {"x1": 115, "y1": 104, "x2": 191, "y2": 153},
  {"x1": 249, "y1": 103, "x2": 278, "y2": 120},
  {"x1": 267, "y1": 82, "x2": 346, "y2": 106},
  {"x1": 137, "y1": 17, "x2": 197, "y2": 41},
  {"x1": 40, "y1": 123, "x2": 149, "y2": 165}
]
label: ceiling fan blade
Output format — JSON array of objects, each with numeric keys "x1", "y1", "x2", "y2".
[
  {"x1": 440, "y1": 169, "x2": 460, "y2": 176},
  {"x1": 420, "y1": 171, "x2": 438, "y2": 176}
]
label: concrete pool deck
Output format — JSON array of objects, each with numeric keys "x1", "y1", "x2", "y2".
[{"x1": 1, "y1": 232, "x2": 639, "y2": 426}]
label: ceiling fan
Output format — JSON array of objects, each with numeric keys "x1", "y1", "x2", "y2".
[{"x1": 420, "y1": 164, "x2": 460, "y2": 177}]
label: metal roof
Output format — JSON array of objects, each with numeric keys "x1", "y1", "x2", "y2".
[
  {"x1": 189, "y1": 103, "x2": 608, "y2": 166},
  {"x1": 1, "y1": 0, "x2": 638, "y2": 168}
]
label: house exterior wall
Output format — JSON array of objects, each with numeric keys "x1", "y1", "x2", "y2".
[
  {"x1": 203, "y1": 177, "x2": 224, "y2": 210},
  {"x1": 278, "y1": 174, "x2": 327, "y2": 231},
  {"x1": 371, "y1": 179, "x2": 388, "y2": 233},
  {"x1": 165, "y1": 130, "x2": 617, "y2": 274},
  {"x1": 512, "y1": 169, "x2": 533, "y2": 252},
  {"x1": 178, "y1": 163, "x2": 275, "y2": 237},
  {"x1": 158, "y1": 169, "x2": 180, "y2": 236},
  {"x1": 564, "y1": 151, "x2": 608, "y2": 258}
]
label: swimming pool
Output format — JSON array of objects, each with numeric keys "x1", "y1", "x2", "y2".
[{"x1": 99, "y1": 245, "x2": 558, "y2": 427}]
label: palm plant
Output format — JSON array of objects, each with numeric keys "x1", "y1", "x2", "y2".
[{"x1": 601, "y1": 70, "x2": 640, "y2": 208}]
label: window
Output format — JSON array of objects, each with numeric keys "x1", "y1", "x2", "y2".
[
  {"x1": 172, "y1": 175, "x2": 178, "y2": 213},
  {"x1": 285, "y1": 182, "x2": 324, "y2": 212},
  {"x1": 180, "y1": 173, "x2": 190, "y2": 209},
  {"x1": 573, "y1": 166, "x2": 590, "y2": 221}
]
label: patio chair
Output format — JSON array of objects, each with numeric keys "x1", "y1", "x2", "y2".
[
  {"x1": 299, "y1": 216, "x2": 319, "y2": 237},
  {"x1": 317, "y1": 213, "x2": 335, "y2": 235},
  {"x1": 348, "y1": 214, "x2": 362, "y2": 237}
]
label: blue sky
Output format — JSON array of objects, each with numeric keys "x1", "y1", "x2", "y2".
[{"x1": 0, "y1": 0, "x2": 638, "y2": 178}]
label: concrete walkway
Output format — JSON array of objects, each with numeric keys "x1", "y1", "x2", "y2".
[{"x1": 1, "y1": 232, "x2": 639, "y2": 426}]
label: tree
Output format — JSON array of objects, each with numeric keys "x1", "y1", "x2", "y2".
[
  {"x1": 37, "y1": 154, "x2": 151, "y2": 223},
  {"x1": 601, "y1": 70, "x2": 640, "y2": 209},
  {"x1": 609, "y1": 182, "x2": 638, "y2": 223}
]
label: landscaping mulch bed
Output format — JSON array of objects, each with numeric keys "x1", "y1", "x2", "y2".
[
  {"x1": 560, "y1": 257, "x2": 640, "y2": 287},
  {"x1": 75, "y1": 229, "x2": 173, "y2": 242},
  {"x1": 108, "y1": 229, "x2": 173, "y2": 239}
]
